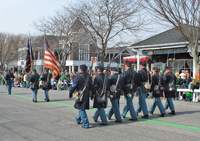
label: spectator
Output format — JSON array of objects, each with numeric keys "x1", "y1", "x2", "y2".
[
  {"x1": 185, "y1": 73, "x2": 192, "y2": 101},
  {"x1": 185, "y1": 73, "x2": 192, "y2": 88},
  {"x1": 160, "y1": 66, "x2": 164, "y2": 76},
  {"x1": 179, "y1": 70, "x2": 186, "y2": 79},
  {"x1": 25, "y1": 73, "x2": 30, "y2": 88},
  {"x1": 14, "y1": 72, "x2": 18, "y2": 87},
  {"x1": 185, "y1": 69, "x2": 189, "y2": 74},
  {"x1": 191, "y1": 79, "x2": 199, "y2": 102},
  {"x1": 175, "y1": 72, "x2": 182, "y2": 100}
]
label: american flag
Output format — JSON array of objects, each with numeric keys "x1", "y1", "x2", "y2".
[{"x1": 44, "y1": 35, "x2": 60, "y2": 78}]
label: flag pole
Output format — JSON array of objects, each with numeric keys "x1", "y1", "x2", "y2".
[
  {"x1": 29, "y1": 32, "x2": 32, "y2": 72},
  {"x1": 44, "y1": 30, "x2": 46, "y2": 37},
  {"x1": 44, "y1": 30, "x2": 46, "y2": 71}
]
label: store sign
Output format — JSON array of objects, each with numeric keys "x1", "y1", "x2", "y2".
[{"x1": 142, "y1": 47, "x2": 188, "y2": 55}]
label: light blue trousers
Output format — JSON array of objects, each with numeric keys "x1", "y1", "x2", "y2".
[
  {"x1": 122, "y1": 92, "x2": 137, "y2": 119},
  {"x1": 93, "y1": 108, "x2": 108, "y2": 124},
  {"x1": 107, "y1": 98, "x2": 122, "y2": 121},
  {"x1": 149, "y1": 97, "x2": 166, "y2": 114},
  {"x1": 136, "y1": 87, "x2": 148, "y2": 115},
  {"x1": 164, "y1": 97, "x2": 175, "y2": 112},
  {"x1": 76, "y1": 109, "x2": 90, "y2": 128}
]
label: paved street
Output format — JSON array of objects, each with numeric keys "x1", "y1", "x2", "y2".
[{"x1": 0, "y1": 85, "x2": 200, "y2": 141}]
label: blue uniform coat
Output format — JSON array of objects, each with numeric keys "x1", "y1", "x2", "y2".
[
  {"x1": 29, "y1": 73, "x2": 40, "y2": 90},
  {"x1": 69, "y1": 72, "x2": 93, "y2": 110},
  {"x1": 151, "y1": 73, "x2": 165, "y2": 97},
  {"x1": 109, "y1": 73, "x2": 124, "y2": 99},
  {"x1": 122, "y1": 68, "x2": 138, "y2": 95},
  {"x1": 93, "y1": 73, "x2": 110, "y2": 108},
  {"x1": 164, "y1": 72, "x2": 176, "y2": 98},
  {"x1": 138, "y1": 68, "x2": 151, "y2": 86},
  {"x1": 41, "y1": 73, "x2": 52, "y2": 90},
  {"x1": 5, "y1": 72, "x2": 14, "y2": 85}
]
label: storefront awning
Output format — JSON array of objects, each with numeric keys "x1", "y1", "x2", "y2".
[
  {"x1": 123, "y1": 56, "x2": 148, "y2": 62},
  {"x1": 124, "y1": 58, "x2": 148, "y2": 62}
]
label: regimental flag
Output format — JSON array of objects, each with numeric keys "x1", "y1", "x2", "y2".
[
  {"x1": 44, "y1": 35, "x2": 60, "y2": 78},
  {"x1": 25, "y1": 34, "x2": 35, "y2": 75}
]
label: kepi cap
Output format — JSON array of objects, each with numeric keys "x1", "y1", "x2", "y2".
[
  {"x1": 80, "y1": 64, "x2": 87, "y2": 70},
  {"x1": 111, "y1": 68, "x2": 117, "y2": 72},
  {"x1": 97, "y1": 65, "x2": 104, "y2": 71},
  {"x1": 153, "y1": 67, "x2": 158, "y2": 71},
  {"x1": 140, "y1": 61, "x2": 146, "y2": 66},
  {"x1": 45, "y1": 68, "x2": 49, "y2": 72},
  {"x1": 165, "y1": 66, "x2": 171, "y2": 70},
  {"x1": 125, "y1": 61, "x2": 132, "y2": 65}
]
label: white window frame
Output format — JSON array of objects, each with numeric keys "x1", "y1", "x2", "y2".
[
  {"x1": 79, "y1": 44, "x2": 90, "y2": 61},
  {"x1": 167, "y1": 59, "x2": 193, "y2": 75}
]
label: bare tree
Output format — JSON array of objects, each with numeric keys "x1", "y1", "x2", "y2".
[
  {"x1": 67, "y1": 0, "x2": 147, "y2": 65},
  {"x1": 145, "y1": 0, "x2": 200, "y2": 74},
  {"x1": 0, "y1": 32, "x2": 22, "y2": 71},
  {"x1": 33, "y1": 10, "x2": 92, "y2": 71}
]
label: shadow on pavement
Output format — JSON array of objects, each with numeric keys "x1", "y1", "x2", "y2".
[{"x1": 87, "y1": 118, "x2": 141, "y2": 129}]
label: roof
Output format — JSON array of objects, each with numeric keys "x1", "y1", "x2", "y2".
[
  {"x1": 131, "y1": 26, "x2": 200, "y2": 47},
  {"x1": 107, "y1": 46, "x2": 127, "y2": 53},
  {"x1": 70, "y1": 19, "x2": 84, "y2": 32},
  {"x1": 107, "y1": 46, "x2": 136, "y2": 59},
  {"x1": 31, "y1": 35, "x2": 59, "y2": 48}
]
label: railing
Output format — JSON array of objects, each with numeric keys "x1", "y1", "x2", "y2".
[{"x1": 177, "y1": 89, "x2": 200, "y2": 92}]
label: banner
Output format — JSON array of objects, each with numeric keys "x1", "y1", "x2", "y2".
[{"x1": 142, "y1": 47, "x2": 188, "y2": 55}]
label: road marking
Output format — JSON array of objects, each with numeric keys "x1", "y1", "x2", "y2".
[{"x1": 1, "y1": 91, "x2": 200, "y2": 132}]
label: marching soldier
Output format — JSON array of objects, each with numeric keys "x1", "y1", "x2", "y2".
[
  {"x1": 148, "y1": 67, "x2": 166, "y2": 117},
  {"x1": 92, "y1": 65, "x2": 110, "y2": 125},
  {"x1": 106, "y1": 68, "x2": 123, "y2": 123},
  {"x1": 69, "y1": 64, "x2": 93, "y2": 129},
  {"x1": 29, "y1": 69, "x2": 40, "y2": 103},
  {"x1": 136, "y1": 61, "x2": 151, "y2": 118},
  {"x1": 5, "y1": 70, "x2": 14, "y2": 95},
  {"x1": 41, "y1": 68, "x2": 52, "y2": 102},
  {"x1": 163, "y1": 66, "x2": 176, "y2": 115},
  {"x1": 121, "y1": 61, "x2": 138, "y2": 121}
]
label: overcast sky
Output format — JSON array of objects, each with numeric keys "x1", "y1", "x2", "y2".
[
  {"x1": 0, "y1": 0, "x2": 172, "y2": 41},
  {"x1": 0, "y1": 0, "x2": 70, "y2": 35}
]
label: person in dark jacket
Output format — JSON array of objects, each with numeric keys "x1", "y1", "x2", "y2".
[
  {"x1": 185, "y1": 72, "x2": 192, "y2": 101},
  {"x1": 29, "y1": 69, "x2": 40, "y2": 102},
  {"x1": 148, "y1": 67, "x2": 166, "y2": 117},
  {"x1": 5, "y1": 70, "x2": 14, "y2": 94},
  {"x1": 121, "y1": 61, "x2": 138, "y2": 121},
  {"x1": 136, "y1": 61, "x2": 151, "y2": 118},
  {"x1": 106, "y1": 68, "x2": 124, "y2": 123},
  {"x1": 69, "y1": 64, "x2": 93, "y2": 129},
  {"x1": 163, "y1": 66, "x2": 176, "y2": 115},
  {"x1": 175, "y1": 72, "x2": 183, "y2": 100},
  {"x1": 41, "y1": 68, "x2": 52, "y2": 102},
  {"x1": 185, "y1": 72, "x2": 192, "y2": 88},
  {"x1": 92, "y1": 65, "x2": 110, "y2": 125}
]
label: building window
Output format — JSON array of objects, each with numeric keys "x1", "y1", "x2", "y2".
[
  {"x1": 168, "y1": 59, "x2": 193, "y2": 76},
  {"x1": 19, "y1": 50, "x2": 26, "y2": 60},
  {"x1": 79, "y1": 44, "x2": 90, "y2": 61},
  {"x1": 35, "y1": 51, "x2": 38, "y2": 60},
  {"x1": 39, "y1": 51, "x2": 44, "y2": 59}
]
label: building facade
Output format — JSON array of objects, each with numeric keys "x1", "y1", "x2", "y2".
[
  {"x1": 126, "y1": 27, "x2": 200, "y2": 77},
  {"x1": 8, "y1": 19, "x2": 134, "y2": 73}
]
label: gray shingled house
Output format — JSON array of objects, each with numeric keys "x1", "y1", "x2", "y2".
[{"x1": 127, "y1": 27, "x2": 200, "y2": 76}]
